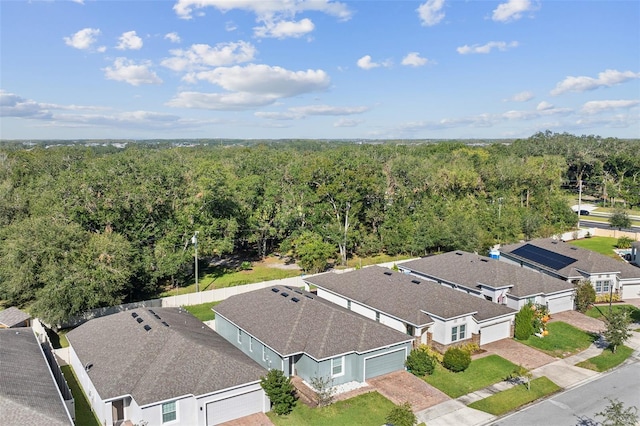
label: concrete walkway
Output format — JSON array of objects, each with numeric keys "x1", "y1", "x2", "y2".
[{"x1": 416, "y1": 304, "x2": 640, "y2": 426}]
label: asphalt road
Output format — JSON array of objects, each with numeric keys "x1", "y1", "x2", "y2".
[
  {"x1": 579, "y1": 219, "x2": 639, "y2": 232},
  {"x1": 491, "y1": 361, "x2": 640, "y2": 426}
]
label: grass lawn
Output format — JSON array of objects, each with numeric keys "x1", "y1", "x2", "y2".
[
  {"x1": 519, "y1": 322, "x2": 596, "y2": 358},
  {"x1": 183, "y1": 301, "x2": 220, "y2": 321},
  {"x1": 267, "y1": 391, "x2": 396, "y2": 426},
  {"x1": 345, "y1": 254, "x2": 412, "y2": 269},
  {"x1": 586, "y1": 305, "x2": 640, "y2": 323},
  {"x1": 576, "y1": 345, "x2": 633, "y2": 372},
  {"x1": 61, "y1": 365, "x2": 100, "y2": 426},
  {"x1": 568, "y1": 237, "x2": 621, "y2": 259},
  {"x1": 422, "y1": 355, "x2": 517, "y2": 398},
  {"x1": 468, "y1": 377, "x2": 561, "y2": 416},
  {"x1": 161, "y1": 263, "x2": 301, "y2": 296}
]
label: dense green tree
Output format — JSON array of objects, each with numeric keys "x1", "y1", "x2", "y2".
[
  {"x1": 260, "y1": 369, "x2": 296, "y2": 415},
  {"x1": 596, "y1": 398, "x2": 639, "y2": 426},
  {"x1": 603, "y1": 309, "x2": 632, "y2": 353},
  {"x1": 609, "y1": 208, "x2": 632, "y2": 230},
  {"x1": 575, "y1": 280, "x2": 596, "y2": 313},
  {"x1": 514, "y1": 304, "x2": 535, "y2": 340}
]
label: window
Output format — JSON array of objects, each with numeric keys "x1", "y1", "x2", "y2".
[
  {"x1": 262, "y1": 346, "x2": 266, "y2": 361},
  {"x1": 331, "y1": 356, "x2": 344, "y2": 377},
  {"x1": 249, "y1": 337, "x2": 253, "y2": 352},
  {"x1": 451, "y1": 324, "x2": 467, "y2": 342},
  {"x1": 347, "y1": 300, "x2": 351, "y2": 310},
  {"x1": 237, "y1": 329, "x2": 242, "y2": 344},
  {"x1": 162, "y1": 401, "x2": 177, "y2": 423},
  {"x1": 375, "y1": 312, "x2": 380, "y2": 322},
  {"x1": 595, "y1": 280, "x2": 611, "y2": 293},
  {"x1": 406, "y1": 324, "x2": 415, "y2": 336}
]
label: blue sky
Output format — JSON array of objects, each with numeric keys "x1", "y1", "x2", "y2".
[{"x1": 1, "y1": 0, "x2": 638, "y2": 140}]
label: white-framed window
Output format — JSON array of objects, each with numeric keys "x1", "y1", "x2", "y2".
[
  {"x1": 375, "y1": 312, "x2": 380, "y2": 322},
  {"x1": 162, "y1": 401, "x2": 177, "y2": 423},
  {"x1": 249, "y1": 337, "x2": 253, "y2": 352},
  {"x1": 347, "y1": 300, "x2": 351, "y2": 310},
  {"x1": 406, "y1": 324, "x2": 415, "y2": 336},
  {"x1": 237, "y1": 329, "x2": 243, "y2": 344},
  {"x1": 262, "y1": 346, "x2": 266, "y2": 361},
  {"x1": 595, "y1": 280, "x2": 611, "y2": 293},
  {"x1": 331, "y1": 356, "x2": 344, "y2": 377},
  {"x1": 451, "y1": 324, "x2": 466, "y2": 342}
]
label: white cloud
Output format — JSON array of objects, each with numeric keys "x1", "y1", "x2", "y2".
[
  {"x1": 417, "y1": 0, "x2": 445, "y2": 27},
  {"x1": 581, "y1": 100, "x2": 639, "y2": 115},
  {"x1": 71, "y1": 0, "x2": 84, "y2": 4},
  {"x1": 167, "y1": 91, "x2": 279, "y2": 110},
  {"x1": 174, "y1": 0, "x2": 353, "y2": 21},
  {"x1": 164, "y1": 32, "x2": 181, "y2": 43},
  {"x1": 536, "y1": 101, "x2": 554, "y2": 111},
  {"x1": 402, "y1": 52, "x2": 428, "y2": 67},
  {"x1": 190, "y1": 64, "x2": 330, "y2": 97},
  {"x1": 357, "y1": 55, "x2": 391, "y2": 70},
  {"x1": 550, "y1": 69, "x2": 640, "y2": 96},
  {"x1": 0, "y1": 90, "x2": 52, "y2": 119},
  {"x1": 225, "y1": 21, "x2": 237, "y2": 32},
  {"x1": 64, "y1": 28, "x2": 101, "y2": 50},
  {"x1": 334, "y1": 118, "x2": 363, "y2": 127},
  {"x1": 103, "y1": 58, "x2": 162, "y2": 86},
  {"x1": 256, "y1": 104, "x2": 369, "y2": 120},
  {"x1": 457, "y1": 41, "x2": 518, "y2": 54},
  {"x1": 254, "y1": 18, "x2": 315, "y2": 39},
  {"x1": 506, "y1": 91, "x2": 534, "y2": 102},
  {"x1": 162, "y1": 41, "x2": 256, "y2": 72},
  {"x1": 116, "y1": 31, "x2": 143, "y2": 50},
  {"x1": 492, "y1": 0, "x2": 535, "y2": 23}
]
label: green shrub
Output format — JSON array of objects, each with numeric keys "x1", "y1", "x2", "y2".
[
  {"x1": 617, "y1": 236, "x2": 633, "y2": 249},
  {"x1": 240, "y1": 261, "x2": 252, "y2": 270},
  {"x1": 458, "y1": 342, "x2": 480, "y2": 355},
  {"x1": 260, "y1": 369, "x2": 297, "y2": 415},
  {"x1": 575, "y1": 280, "x2": 596, "y2": 313},
  {"x1": 405, "y1": 347, "x2": 436, "y2": 376},
  {"x1": 443, "y1": 347, "x2": 471, "y2": 372},
  {"x1": 514, "y1": 304, "x2": 535, "y2": 340},
  {"x1": 385, "y1": 402, "x2": 417, "y2": 426},
  {"x1": 595, "y1": 293, "x2": 620, "y2": 304}
]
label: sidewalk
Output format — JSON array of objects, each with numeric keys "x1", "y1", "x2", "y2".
[{"x1": 415, "y1": 329, "x2": 640, "y2": 426}]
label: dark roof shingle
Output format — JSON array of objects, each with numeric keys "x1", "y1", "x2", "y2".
[
  {"x1": 0, "y1": 307, "x2": 31, "y2": 328},
  {"x1": 66, "y1": 308, "x2": 266, "y2": 406},
  {"x1": 214, "y1": 286, "x2": 413, "y2": 360}
]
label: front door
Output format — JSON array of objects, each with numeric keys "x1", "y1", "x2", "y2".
[{"x1": 112, "y1": 399, "x2": 124, "y2": 426}]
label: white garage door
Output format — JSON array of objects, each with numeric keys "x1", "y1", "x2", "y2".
[
  {"x1": 206, "y1": 389, "x2": 263, "y2": 426},
  {"x1": 480, "y1": 321, "x2": 511, "y2": 345},
  {"x1": 622, "y1": 284, "x2": 640, "y2": 300},
  {"x1": 364, "y1": 349, "x2": 406, "y2": 380},
  {"x1": 546, "y1": 296, "x2": 573, "y2": 314}
]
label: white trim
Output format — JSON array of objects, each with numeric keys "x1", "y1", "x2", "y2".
[{"x1": 331, "y1": 356, "x2": 345, "y2": 378}]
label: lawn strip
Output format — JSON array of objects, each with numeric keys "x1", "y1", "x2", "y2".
[
  {"x1": 183, "y1": 301, "x2": 220, "y2": 321},
  {"x1": 575, "y1": 345, "x2": 633, "y2": 372},
  {"x1": 568, "y1": 237, "x2": 620, "y2": 258},
  {"x1": 61, "y1": 365, "x2": 100, "y2": 426},
  {"x1": 468, "y1": 377, "x2": 561, "y2": 416},
  {"x1": 586, "y1": 305, "x2": 640, "y2": 323}
]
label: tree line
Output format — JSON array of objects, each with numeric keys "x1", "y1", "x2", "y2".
[{"x1": 0, "y1": 132, "x2": 638, "y2": 324}]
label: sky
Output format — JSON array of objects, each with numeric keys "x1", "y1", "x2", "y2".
[{"x1": 1, "y1": 0, "x2": 639, "y2": 140}]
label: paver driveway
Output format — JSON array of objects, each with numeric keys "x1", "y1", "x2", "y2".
[
  {"x1": 366, "y1": 370, "x2": 450, "y2": 412},
  {"x1": 480, "y1": 338, "x2": 556, "y2": 369},
  {"x1": 550, "y1": 310, "x2": 605, "y2": 333}
]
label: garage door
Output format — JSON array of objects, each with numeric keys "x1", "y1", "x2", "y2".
[
  {"x1": 546, "y1": 296, "x2": 573, "y2": 314},
  {"x1": 622, "y1": 284, "x2": 640, "y2": 300},
  {"x1": 480, "y1": 321, "x2": 511, "y2": 345},
  {"x1": 206, "y1": 389, "x2": 264, "y2": 426},
  {"x1": 364, "y1": 349, "x2": 406, "y2": 380}
]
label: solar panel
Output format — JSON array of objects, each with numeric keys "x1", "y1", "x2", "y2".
[{"x1": 511, "y1": 244, "x2": 577, "y2": 271}]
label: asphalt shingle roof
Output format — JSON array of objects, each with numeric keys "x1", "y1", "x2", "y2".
[
  {"x1": 399, "y1": 251, "x2": 574, "y2": 298},
  {"x1": 214, "y1": 286, "x2": 413, "y2": 360},
  {"x1": 305, "y1": 266, "x2": 515, "y2": 324},
  {"x1": 500, "y1": 239, "x2": 640, "y2": 280},
  {"x1": 66, "y1": 308, "x2": 267, "y2": 406},
  {"x1": 0, "y1": 307, "x2": 31, "y2": 328},
  {"x1": 0, "y1": 328, "x2": 72, "y2": 426}
]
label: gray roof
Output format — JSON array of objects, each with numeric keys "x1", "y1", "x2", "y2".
[
  {"x1": 0, "y1": 328, "x2": 73, "y2": 426},
  {"x1": 214, "y1": 286, "x2": 413, "y2": 360},
  {"x1": 399, "y1": 251, "x2": 574, "y2": 298},
  {"x1": 0, "y1": 307, "x2": 31, "y2": 328},
  {"x1": 305, "y1": 266, "x2": 516, "y2": 324},
  {"x1": 66, "y1": 308, "x2": 266, "y2": 406},
  {"x1": 501, "y1": 238, "x2": 640, "y2": 280}
]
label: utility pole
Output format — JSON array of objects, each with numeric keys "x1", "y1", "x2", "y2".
[
  {"x1": 192, "y1": 231, "x2": 199, "y2": 293},
  {"x1": 578, "y1": 180, "x2": 583, "y2": 223}
]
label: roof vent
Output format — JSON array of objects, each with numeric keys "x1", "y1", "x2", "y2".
[
  {"x1": 153, "y1": 314, "x2": 161, "y2": 320},
  {"x1": 131, "y1": 312, "x2": 138, "y2": 318},
  {"x1": 291, "y1": 297, "x2": 300, "y2": 303},
  {"x1": 305, "y1": 294, "x2": 314, "y2": 299},
  {"x1": 281, "y1": 292, "x2": 289, "y2": 297},
  {"x1": 148, "y1": 309, "x2": 156, "y2": 315},
  {"x1": 143, "y1": 324, "x2": 151, "y2": 332},
  {"x1": 136, "y1": 317, "x2": 143, "y2": 324},
  {"x1": 480, "y1": 259, "x2": 488, "y2": 262},
  {"x1": 84, "y1": 363, "x2": 93, "y2": 372},
  {"x1": 570, "y1": 247, "x2": 577, "y2": 250},
  {"x1": 456, "y1": 252, "x2": 463, "y2": 256},
  {"x1": 411, "y1": 279, "x2": 421, "y2": 284},
  {"x1": 552, "y1": 241, "x2": 558, "y2": 244},
  {"x1": 285, "y1": 286, "x2": 293, "y2": 290},
  {"x1": 384, "y1": 271, "x2": 392, "y2": 276},
  {"x1": 271, "y1": 288, "x2": 279, "y2": 293},
  {"x1": 161, "y1": 321, "x2": 169, "y2": 327},
  {"x1": 294, "y1": 290, "x2": 303, "y2": 294}
]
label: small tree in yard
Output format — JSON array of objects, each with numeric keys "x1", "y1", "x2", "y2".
[
  {"x1": 309, "y1": 375, "x2": 335, "y2": 407},
  {"x1": 609, "y1": 208, "x2": 631, "y2": 231},
  {"x1": 507, "y1": 364, "x2": 533, "y2": 390},
  {"x1": 514, "y1": 303, "x2": 535, "y2": 340},
  {"x1": 575, "y1": 280, "x2": 596, "y2": 313},
  {"x1": 596, "y1": 398, "x2": 639, "y2": 426},
  {"x1": 442, "y1": 347, "x2": 471, "y2": 372},
  {"x1": 386, "y1": 402, "x2": 417, "y2": 426},
  {"x1": 260, "y1": 369, "x2": 297, "y2": 415},
  {"x1": 603, "y1": 309, "x2": 632, "y2": 353},
  {"x1": 405, "y1": 347, "x2": 436, "y2": 377}
]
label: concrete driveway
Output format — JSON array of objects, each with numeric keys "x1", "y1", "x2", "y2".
[{"x1": 366, "y1": 370, "x2": 450, "y2": 412}]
